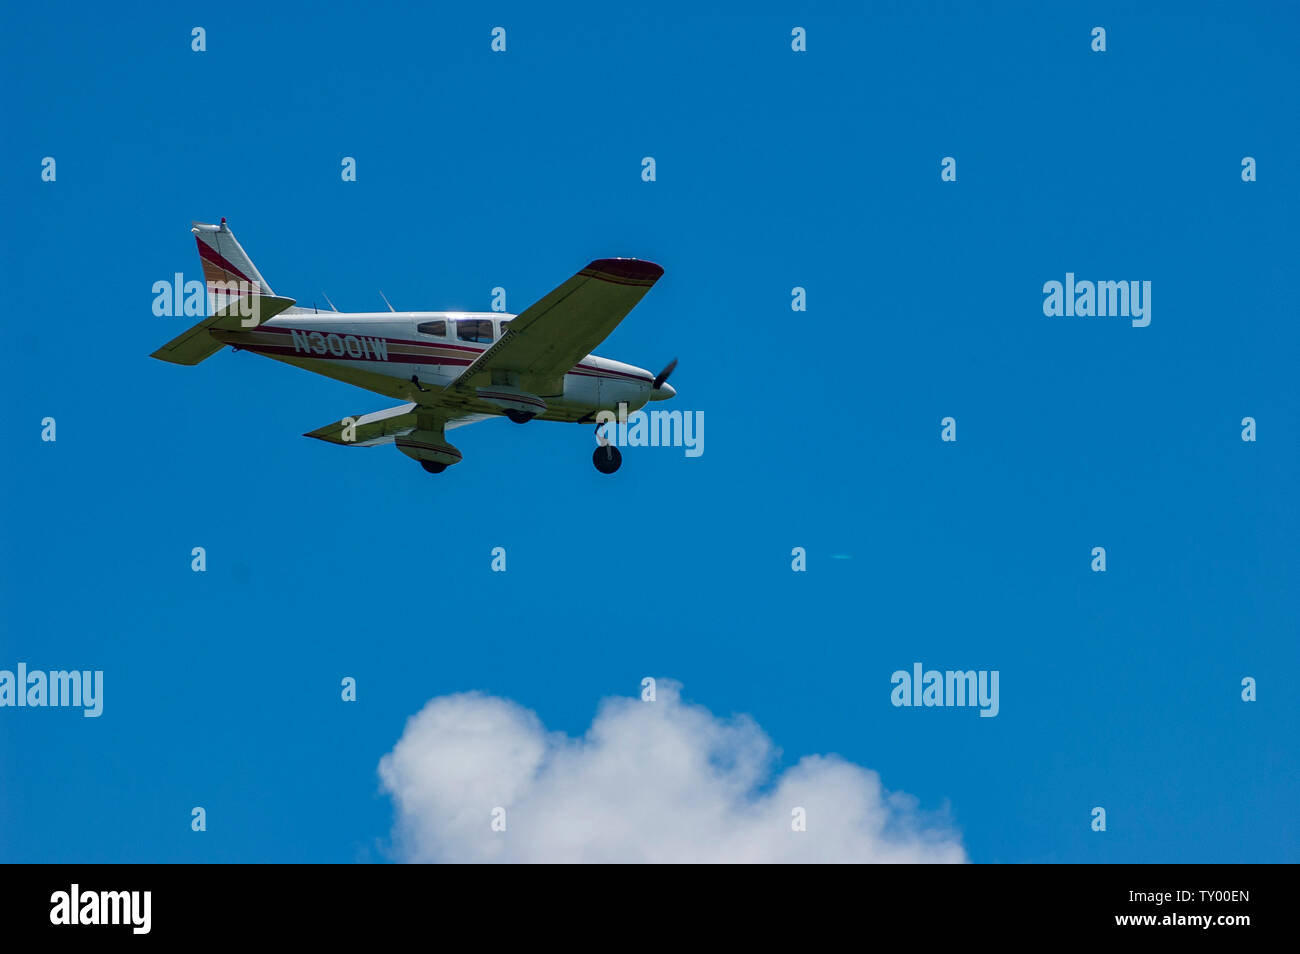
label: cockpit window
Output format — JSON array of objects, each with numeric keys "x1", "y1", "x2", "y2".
[
  {"x1": 457, "y1": 318, "x2": 495, "y2": 344},
  {"x1": 499, "y1": 320, "x2": 511, "y2": 336},
  {"x1": 417, "y1": 319, "x2": 446, "y2": 337}
]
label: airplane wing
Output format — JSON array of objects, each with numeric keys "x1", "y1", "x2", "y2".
[
  {"x1": 450, "y1": 258, "x2": 663, "y2": 395},
  {"x1": 304, "y1": 404, "x2": 495, "y2": 446}
]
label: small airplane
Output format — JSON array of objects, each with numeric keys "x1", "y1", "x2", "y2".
[{"x1": 151, "y1": 219, "x2": 676, "y2": 474}]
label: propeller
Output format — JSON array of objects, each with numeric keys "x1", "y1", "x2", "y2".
[{"x1": 653, "y1": 358, "x2": 678, "y2": 390}]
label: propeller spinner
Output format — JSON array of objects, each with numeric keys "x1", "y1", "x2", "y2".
[{"x1": 653, "y1": 358, "x2": 678, "y2": 390}]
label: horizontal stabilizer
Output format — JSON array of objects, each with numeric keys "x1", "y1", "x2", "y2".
[{"x1": 151, "y1": 295, "x2": 295, "y2": 365}]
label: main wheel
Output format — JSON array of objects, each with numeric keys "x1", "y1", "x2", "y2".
[
  {"x1": 420, "y1": 460, "x2": 448, "y2": 474},
  {"x1": 592, "y1": 444, "x2": 622, "y2": 474},
  {"x1": 505, "y1": 409, "x2": 535, "y2": 424}
]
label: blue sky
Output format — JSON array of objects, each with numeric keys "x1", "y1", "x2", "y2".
[{"x1": 2, "y1": 0, "x2": 1296, "y2": 862}]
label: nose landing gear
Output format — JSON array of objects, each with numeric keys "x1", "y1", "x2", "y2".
[{"x1": 593, "y1": 444, "x2": 622, "y2": 474}]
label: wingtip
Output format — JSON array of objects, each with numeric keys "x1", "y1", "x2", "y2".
[{"x1": 586, "y1": 258, "x2": 664, "y2": 283}]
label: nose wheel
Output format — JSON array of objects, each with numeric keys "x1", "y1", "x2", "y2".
[{"x1": 593, "y1": 444, "x2": 622, "y2": 474}]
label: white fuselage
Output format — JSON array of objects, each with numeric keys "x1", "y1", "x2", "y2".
[{"x1": 215, "y1": 310, "x2": 665, "y2": 422}]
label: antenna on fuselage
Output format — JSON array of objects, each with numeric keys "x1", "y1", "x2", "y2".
[
  {"x1": 379, "y1": 290, "x2": 396, "y2": 313},
  {"x1": 322, "y1": 292, "x2": 340, "y2": 313}
]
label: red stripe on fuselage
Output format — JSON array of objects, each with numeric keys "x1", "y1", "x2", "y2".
[
  {"x1": 232, "y1": 327, "x2": 650, "y2": 382},
  {"x1": 248, "y1": 325, "x2": 653, "y2": 382}
]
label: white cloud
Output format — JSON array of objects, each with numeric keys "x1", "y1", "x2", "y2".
[{"x1": 378, "y1": 681, "x2": 966, "y2": 863}]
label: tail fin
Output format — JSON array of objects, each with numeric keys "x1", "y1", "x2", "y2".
[
  {"x1": 192, "y1": 218, "x2": 275, "y2": 298},
  {"x1": 151, "y1": 219, "x2": 295, "y2": 365}
]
